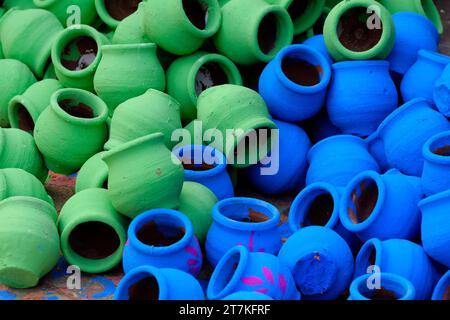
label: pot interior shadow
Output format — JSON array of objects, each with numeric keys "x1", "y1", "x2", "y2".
[
  {"x1": 282, "y1": 55, "x2": 321, "y2": 86},
  {"x1": 258, "y1": 12, "x2": 279, "y2": 55},
  {"x1": 104, "y1": 0, "x2": 142, "y2": 21},
  {"x1": 431, "y1": 135, "x2": 450, "y2": 156},
  {"x1": 287, "y1": 0, "x2": 309, "y2": 24},
  {"x1": 59, "y1": 99, "x2": 95, "y2": 119},
  {"x1": 61, "y1": 36, "x2": 98, "y2": 71},
  {"x1": 195, "y1": 62, "x2": 229, "y2": 96},
  {"x1": 303, "y1": 193, "x2": 334, "y2": 227},
  {"x1": 183, "y1": 0, "x2": 209, "y2": 30},
  {"x1": 137, "y1": 221, "x2": 185, "y2": 247},
  {"x1": 128, "y1": 275, "x2": 159, "y2": 300},
  {"x1": 220, "y1": 201, "x2": 272, "y2": 223},
  {"x1": 15, "y1": 104, "x2": 35, "y2": 133},
  {"x1": 347, "y1": 178, "x2": 379, "y2": 224}
]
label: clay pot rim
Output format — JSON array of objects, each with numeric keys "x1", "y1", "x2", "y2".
[
  {"x1": 332, "y1": 59, "x2": 390, "y2": 70},
  {"x1": 94, "y1": 0, "x2": 125, "y2": 29},
  {"x1": 7, "y1": 95, "x2": 38, "y2": 131},
  {"x1": 179, "y1": 0, "x2": 222, "y2": 37},
  {"x1": 307, "y1": 134, "x2": 366, "y2": 163},
  {"x1": 417, "y1": 49, "x2": 450, "y2": 66},
  {"x1": 283, "y1": 0, "x2": 326, "y2": 35},
  {"x1": 423, "y1": 130, "x2": 450, "y2": 164},
  {"x1": 418, "y1": 188, "x2": 450, "y2": 210},
  {"x1": 413, "y1": 0, "x2": 443, "y2": 34},
  {"x1": 101, "y1": 42, "x2": 157, "y2": 52},
  {"x1": 173, "y1": 144, "x2": 227, "y2": 178},
  {"x1": 0, "y1": 196, "x2": 57, "y2": 224},
  {"x1": 350, "y1": 272, "x2": 415, "y2": 300},
  {"x1": 354, "y1": 238, "x2": 383, "y2": 276},
  {"x1": 432, "y1": 270, "x2": 450, "y2": 300},
  {"x1": 33, "y1": 0, "x2": 62, "y2": 7}
]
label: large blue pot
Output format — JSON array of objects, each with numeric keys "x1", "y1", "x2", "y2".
[
  {"x1": 205, "y1": 197, "x2": 282, "y2": 267},
  {"x1": 123, "y1": 209, "x2": 203, "y2": 276},
  {"x1": 259, "y1": 44, "x2": 331, "y2": 122},
  {"x1": 114, "y1": 266, "x2": 204, "y2": 300},
  {"x1": 326, "y1": 60, "x2": 398, "y2": 137},
  {"x1": 434, "y1": 64, "x2": 450, "y2": 116},
  {"x1": 278, "y1": 226, "x2": 354, "y2": 300},
  {"x1": 222, "y1": 291, "x2": 273, "y2": 300},
  {"x1": 432, "y1": 270, "x2": 450, "y2": 300},
  {"x1": 340, "y1": 169, "x2": 423, "y2": 242},
  {"x1": 349, "y1": 273, "x2": 415, "y2": 301},
  {"x1": 207, "y1": 246, "x2": 300, "y2": 300},
  {"x1": 422, "y1": 131, "x2": 450, "y2": 196},
  {"x1": 303, "y1": 35, "x2": 334, "y2": 66}
]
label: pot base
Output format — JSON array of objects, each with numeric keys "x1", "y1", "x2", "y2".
[{"x1": 0, "y1": 266, "x2": 39, "y2": 289}]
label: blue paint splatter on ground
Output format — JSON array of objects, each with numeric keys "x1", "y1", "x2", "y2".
[
  {"x1": 0, "y1": 290, "x2": 17, "y2": 300},
  {"x1": 90, "y1": 277, "x2": 116, "y2": 299}
]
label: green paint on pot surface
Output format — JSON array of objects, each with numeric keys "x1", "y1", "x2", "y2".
[
  {"x1": 33, "y1": 0, "x2": 97, "y2": 26},
  {"x1": 112, "y1": 2, "x2": 150, "y2": 44},
  {"x1": 75, "y1": 151, "x2": 109, "y2": 193},
  {"x1": 95, "y1": 0, "x2": 142, "y2": 29}
]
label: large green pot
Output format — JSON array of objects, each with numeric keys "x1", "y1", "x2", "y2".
[
  {"x1": 102, "y1": 133, "x2": 184, "y2": 219},
  {"x1": 33, "y1": 0, "x2": 97, "y2": 26},
  {"x1": 75, "y1": 151, "x2": 108, "y2": 193},
  {"x1": 0, "y1": 196, "x2": 59, "y2": 289},
  {"x1": 166, "y1": 51, "x2": 242, "y2": 122},
  {"x1": 95, "y1": 0, "x2": 142, "y2": 29},
  {"x1": 112, "y1": 2, "x2": 150, "y2": 44},
  {"x1": 34, "y1": 88, "x2": 109, "y2": 175},
  {"x1": 58, "y1": 188, "x2": 129, "y2": 273}
]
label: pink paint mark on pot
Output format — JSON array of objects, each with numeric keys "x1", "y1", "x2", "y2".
[
  {"x1": 262, "y1": 267, "x2": 274, "y2": 285},
  {"x1": 255, "y1": 288, "x2": 269, "y2": 294},
  {"x1": 189, "y1": 267, "x2": 200, "y2": 274},
  {"x1": 187, "y1": 259, "x2": 198, "y2": 266},
  {"x1": 249, "y1": 231, "x2": 255, "y2": 252},
  {"x1": 185, "y1": 245, "x2": 199, "y2": 257},
  {"x1": 241, "y1": 276, "x2": 264, "y2": 286},
  {"x1": 125, "y1": 240, "x2": 129, "y2": 246},
  {"x1": 278, "y1": 274, "x2": 287, "y2": 294}
]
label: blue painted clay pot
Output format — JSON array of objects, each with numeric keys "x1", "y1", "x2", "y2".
[
  {"x1": 326, "y1": 61, "x2": 398, "y2": 137},
  {"x1": 349, "y1": 273, "x2": 415, "y2": 301},
  {"x1": 207, "y1": 246, "x2": 300, "y2": 300},
  {"x1": 432, "y1": 270, "x2": 450, "y2": 300},
  {"x1": 434, "y1": 63, "x2": 450, "y2": 117},
  {"x1": 259, "y1": 44, "x2": 331, "y2": 122},
  {"x1": 123, "y1": 209, "x2": 203, "y2": 276},
  {"x1": 114, "y1": 266, "x2": 204, "y2": 300},
  {"x1": 278, "y1": 226, "x2": 354, "y2": 300},
  {"x1": 205, "y1": 197, "x2": 283, "y2": 267},
  {"x1": 303, "y1": 35, "x2": 333, "y2": 66},
  {"x1": 222, "y1": 291, "x2": 273, "y2": 300},
  {"x1": 306, "y1": 135, "x2": 380, "y2": 187}
]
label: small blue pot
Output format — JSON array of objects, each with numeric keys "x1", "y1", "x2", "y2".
[
  {"x1": 348, "y1": 273, "x2": 415, "y2": 301},
  {"x1": 432, "y1": 270, "x2": 450, "y2": 300},
  {"x1": 123, "y1": 209, "x2": 203, "y2": 276},
  {"x1": 326, "y1": 60, "x2": 398, "y2": 137},
  {"x1": 205, "y1": 197, "x2": 282, "y2": 267},
  {"x1": 259, "y1": 44, "x2": 331, "y2": 122},
  {"x1": 434, "y1": 64, "x2": 450, "y2": 116},
  {"x1": 387, "y1": 12, "x2": 439, "y2": 76},
  {"x1": 422, "y1": 131, "x2": 450, "y2": 196},
  {"x1": 306, "y1": 135, "x2": 380, "y2": 187},
  {"x1": 207, "y1": 246, "x2": 300, "y2": 300},
  {"x1": 222, "y1": 291, "x2": 273, "y2": 300},
  {"x1": 278, "y1": 226, "x2": 354, "y2": 300},
  {"x1": 354, "y1": 238, "x2": 440, "y2": 300},
  {"x1": 173, "y1": 145, "x2": 234, "y2": 200},
  {"x1": 245, "y1": 120, "x2": 311, "y2": 195},
  {"x1": 340, "y1": 169, "x2": 423, "y2": 242},
  {"x1": 401, "y1": 50, "x2": 450, "y2": 102},
  {"x1": 303, "y1": 35, "x2": 334, "y2": 66},
  {"x1": 114, "y1": 266, "x2": 204, "y2": 300}
]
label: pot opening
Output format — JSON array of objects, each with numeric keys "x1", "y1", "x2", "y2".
[
  {"x1": 220, "y1": 202, "x2": 272, "y2": 224},
  {"x1": 357, "y1": 281, "x2": 399, "y2": 300},
  {"x1": 102, "y1": 178, "x2": 109, "y2": 189},
  {"x1": 430, "y1": 135, "x2": 450, "y2": 156},
  {"x1": 287, "y1": 0, "x2": 308, "y2": 22},
  {"x1": 69, "y1": 222, "x2": 121, "y2": 260},
  {"x1": 281, "y1": 55, "x2": 322, "y2": 86},
  {"x1": 137, "y1": 221, "x2": 185, "y2": 247},
  {"x1": 258, "y1": 12, "x2": 279, "y2": 55},
  {"x1": 303, "y1": 193, "x2": 334, "y2": 227},
  {"x1": 213, "y1": 250, "x2": 241, "y2": 296},
  {"x1": 59, "y1": 99, "x2": 95, "y2": 119},
  {"x1": 16, "y1": 104, "x2": 35, "y2": 133},
  {"x1": 61, "y1": 36, "x2": 98, "y2": 71},
  {"x1": 443, "y1": 285, "x2": 450, "y2": 300},
  {"x1": 195, "y1": 62, "x2": 229, "y2": 96},
  {"x1": 358, "y1": 242, "x2": 378, "y2": 274},
  {"x1": 347, "y1": 178, "x2": 379, "y2": 224},
  {"x1": 128, "y1": 275, "x2": 159, "y2": 300},
  {"x1": 183, "y1": 0, "x2": 209, "y2": 30},
  {"x1": 182, "y1": 159, "x2": 216, "y2": 171},
  {"x1": 233, "y1": 128, "x2": 272, "y2": 165},
  {"x1": 104, "y1": 0, "x2": 142, "y2": 21},
  {"x1": 337, "y1": 7, "x2": 383, "y2": 52}
]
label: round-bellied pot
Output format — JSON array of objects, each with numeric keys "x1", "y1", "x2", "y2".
[
  {"x1": 349, "y1": 273, "x2": 415, "y2": 300},
  {"x1": 245, "y1": 120, "x2": 311, "y2": 195},
  {"x1": 34, "y1": 0, "x2": 97, "y2": 25},
  {"x1": 303, "y1": 34, "x2": 334, "y2": 65},
  {"x1": 306, "y1": 135, "x2": 380, "y2": 187},
  {"x1": 105, "y1": 89, "x2": 182, "y2": 151},
  {"x1": 278, "y1": 226, "x2": 354, "y2": 300},
  {"x1": 4, "y1": 0, "x2": 37, "y2": 9},
  {"x1": 93, "y1": 43, "x2": 165, "y2": 115},
  {"x1": 340, "y1": 169, "x2": 423, "y2": 242},
  {"x1": 167, "y1": 51, "x2": 242, "y2": 122},
  {"x1": 58, "y1": 188, "x2": 129, "y2": 273},
  {"x1": 401, "y1": 50, "x2": 450, "y2": 102},
  {"x1": 75, "y1": 151, "x2": 108, "y2": 193},
  {"x1": 223, "y1": 291, "x2": 273, "y2": 300},
  {"x1": 207, "y1": 246, "x2": 300, "y2": 300},
  {"x1": 214, "y1": 0, "x2": 293, "y2": 65},
  {"x1": 326, "y1": 60, "x2": 398, "y2": 137},
  {"x1": 434, "y1": 64, "x2": 450, "y2": 117},
  {"x1": 323, "y1": 0, "x2": 395, "y2": 61},
  {"x1": 366, "y1": 98, "x2": 450, "y2": 177},
  {"x1": 34, "y1": 88, "x2": 109, "y2": 175},
  {"x1": 123, "y1": 209, "x2": 202, "y2": 276},
  {"x1": 0, "y1": 128, "x2": 48, "y2": 183},
  {"x1": 8, "y1": 79, "x2": 63, "y2": 133},
  {"x1": 0, "y1": 196, "x2": 59, "y2": 289},
  {"x1": 142, "y1": 0, "x2": 221, "y2": 55},
  {"x1": 112, "y1": 2, "x2": 149, "y2": 44},
  {"x1": 95, "y1": 0, "x2": 142, "y2": 29},
  {"x1": 51, "y1": 25, "x2": 109, "y2": 91},
  {"x1": 432, "y1": 271, "x2": 450, "y2": 300},
  {"x1": 259, "y1": 45, "x2": 331, "y2": 122},
  {"x1": 0, "y1": 59, "x2": 36, "y2": 127},
  {"x1": 114, "y1": 266, "x2": 204, "y2": 300},
  {"x1": 102, "y1": 133, "x2": 184, "y2": 219},
  {"x1": 0, "y1": 8, "x2": 63, "y2": 77},
  {"x1": 205, "y1": 197, "x2": 283, "y2": 267},
  {"x1": 354, "y1": 238, "x2": 440, "y2": 300}
]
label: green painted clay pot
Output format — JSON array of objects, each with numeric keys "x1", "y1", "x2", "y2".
[
  {"x1": 8, "y1": 79, "x2": 63, "y2": 133},
  {"x1": 0, "y1": 196, "x2": 59, "y2": 289},
  {"x1": 4, "y1": 0, "x2": 36, "y2": 9},
  {"x1": 93, "y1": 43, "x2": 166, "y2": 115},
  {"x1": 51, "y1": 25, "x2": 109, "y2": 91},
  {"x1": 102, "y1": 133, "x2": 184, "y2": 219},
  {"x1": 75, "y1": 151, "x2": 108, "y2": 193},
  {"x1": 0, "y1": 8, "x2": 63, "y2": 77},
  {"x1": 95, "y1": 0, "x2": 142, "y2": 29},
  {"x1": 213, "y1": 0, "x2": 293, "y2": 65},
  {"x1": 34, "y1": 88, "x2": 109, "y2": 175},
  {"x1": 112, "y1": 2, "x2": 150, "y2": 44},
  {"x1": 142, "y1": 0, "x2": 222, "y2": 55},
  {"x1": 43, "y1": 62, "x2": 57, "y2": 80},
  {"x1": 323, "y1": 0, "x2": 395, "y2": 61},
  {"x1": 166, "y1": 51, "x2": 242, "y2": 122},
  {"x1": 0, "y1": 59, "x2": 36, "y2": 127},
  {"x1": 177, "y1": 181, "x2": 218, "y2": 243},
  {"x1": 197, "y1": 84, "x2": 277, "y2": 168},
  {"x1": 105, "y1": 89, "x2": 182, "y2": 151},
  {"x1": 0, "y1": 128, "x2": 48, "y2": 182},
  {"x1": 58, "y1": 188, "x2": 129, "y2": 273},
  {"x1": 33, "y1": 0, "x2": 97, "y2": 26}
]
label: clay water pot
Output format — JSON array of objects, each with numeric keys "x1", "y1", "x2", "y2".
[
  {"x1": 432, "y1": 271, "x2": 450, "y2": 300},
  {"x1": 112, "y1": 2, "x2": 150, "y2": 44},
  {"x1": 95, "y1": 0, "x2": 142, "y2": 29},
  {"x1": 349, "y1": 273, "x2": 415, "y2": 300},
  {"x1": 75, "y1": 151, "x2": 108, "y2": 193},
  {"x1": 303, "y1": 34, "x2": 334, "y2": 65},
  {"x1": 33, "y1": 0, "x2": 97, "y2": 26}
]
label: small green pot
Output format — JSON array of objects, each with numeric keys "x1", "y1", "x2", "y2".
[
  {"x1": 0, "y1": 128, "x2": 48, "y2": 183},
  {"x1": 166, "y1": 51, "x2": 242, "y2": 122},
  {"x1": 0, "y1": 59, "x2": 36, "y2": 127},
  {"x1": 112, "y1": 2, "x2": 150, "y2": 44},
  {"x1": 177, "y1": 181, "x2": 218, "y2": 244},
  {"x1": 93, "y1": 43, "x2": 166, "y2": 115},
  {"x1": 323, "y1": 0, "x2": 395, "y2": 61},
  {"x1": 8, "y1": 79, "x2": 63, "y2": 133},
  {"x1": 34, "y1": 88, "x2": 109, "y2": 175},
  {"x1": 4, "y1": 0, "x2": 36, "y2": 9},
  {"x1": 58, "y1": 188, "x2": 129, "y2": 273},
  {"x1": 33, "y1": 0, "x2": 97, "y2": 26},
  {"x1": 95, "y1": 0, "x2": 141, "y2": 29},
  {"x1": 0, "y1": 196, "x2": 59, "y2": 289},
  {"x1": 105, "y1": 89, "x2": 182, "y2": 151},
  {"x1": 75, "y1": 151, "x2": 108, "y2": 193},
  {"x1": 142, "y1": 0, "x2": 222, "y2": 55},
  {"x1": 214, "y1": 0, "x2": 293, "y2": 65},
  {"x1": 0, "y1": 8, "x2": 63, "y2": 77},
  {"x1": 102, "y1": 133, "x2": 184, "y2": 219}
]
